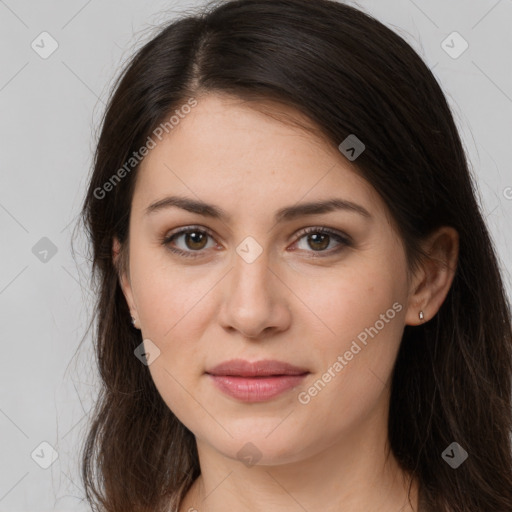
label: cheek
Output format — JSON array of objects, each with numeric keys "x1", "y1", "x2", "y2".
[
  {"x1": 296, "y1": 262, "x2": 407, "y2": 416},
  {"x1": 293, "y1": 260, "x2": 406, "y2": 349},
  {"x1": 131, "y1": 247, "x2": 215, "y2": 339},
  {"x1": 133, "y1": 267, "x2": 210, "y2": 423},
  {"x1": 129, "y1": 253, "x2": 213, "y2": 402}
]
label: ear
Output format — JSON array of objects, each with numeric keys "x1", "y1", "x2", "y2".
[
  {"x1": 113, "y1": 236, "x2": 139, "y2": 324},
  {"x1": 404, "y1": 226, "x2": 459, "y2": 326}
]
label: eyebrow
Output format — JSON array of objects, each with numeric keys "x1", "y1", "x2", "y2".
[{"x1": 144, "y1": 195, "x2": 372, "y2": 222}]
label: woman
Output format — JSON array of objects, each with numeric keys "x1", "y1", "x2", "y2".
[{"x1": 78, "y1": 0, "x2": 512, "y2": 510}]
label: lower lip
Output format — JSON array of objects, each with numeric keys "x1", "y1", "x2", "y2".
[{"x1": 207, "y1": 374, "x2": 308, "y2": 402}]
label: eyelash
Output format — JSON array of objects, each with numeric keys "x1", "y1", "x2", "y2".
[{"x1": 161, "y1": 225, "x2": 352, "y2": 259}]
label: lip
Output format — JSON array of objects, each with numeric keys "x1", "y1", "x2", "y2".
[
  {"x1": 206, "y1": 358, "x2": 309, "y2": 377},
  {"x1": 205, "y1": 359, "x2": 309, "y2": 402}
]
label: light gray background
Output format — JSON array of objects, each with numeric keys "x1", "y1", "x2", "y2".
[{"x1": 0, "y1": 0, "x2": 511, "y2": 510}]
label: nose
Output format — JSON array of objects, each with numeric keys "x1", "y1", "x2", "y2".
[{"x1": 217, "y1": 248, "x2": 292, "y2": 339}]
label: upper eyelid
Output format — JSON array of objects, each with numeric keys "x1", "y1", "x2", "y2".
[{"x1": 166, "y1": 225, "x2": 216, "y2": 241}]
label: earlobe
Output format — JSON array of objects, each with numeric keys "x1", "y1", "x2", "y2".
[{"x1": 405, "y1": 226, "x2": 459, "y2": 326}]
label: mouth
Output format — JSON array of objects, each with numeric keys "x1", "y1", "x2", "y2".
[
  {"x1": 206, "y1": 358, "x2": 309, "y2": 377},
  {"x1": 205, "y1": 359, "x2": 310, "y2": 402}
]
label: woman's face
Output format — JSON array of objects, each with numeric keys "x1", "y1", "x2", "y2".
[{"x1": 117, "y1": 93, "x2": 417, "y2": 465}]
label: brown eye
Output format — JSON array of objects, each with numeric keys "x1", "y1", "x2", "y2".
[
  {"x1": 306, "y1": 232, "x2": 330, "y2": 251},
  {"x1": 293, "y1": 227, "x2": 351, "y2": 256},
  {"x1": 162, "y1": 225, "x2": 351, "y2": 259},
  {"x1": 182, "y1": 231, "x2": 208, "y2": 250},
  {"x1": 162, "y1": 226, "x2": 216, "y2": 258}
]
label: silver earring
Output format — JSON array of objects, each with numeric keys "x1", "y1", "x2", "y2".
[
  {"x1": 131, "y1": 316, "x2": 136, "y2": 327},
  {"x1": 419, "y1": 311, "x2": 424, "y2": 321}
]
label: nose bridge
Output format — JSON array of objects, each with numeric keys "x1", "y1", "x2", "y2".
[
  {"x1": 230, "y1": 237, "x2": 273, "y2": 303},
  {"x1": 218, "y1": 234, "x2": 290, "y2": 337}
]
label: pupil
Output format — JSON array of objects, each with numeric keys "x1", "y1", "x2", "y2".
[
  {"x1": 187, "y1": 232, "x2": 206, "y2": 249},
  {"x1": 309, "y1": 233, "x2": 329, "y2": 251}
]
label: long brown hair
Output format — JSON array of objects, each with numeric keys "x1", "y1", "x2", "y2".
[{"x1": 76, "y1": 1, "x2": 512, "y2": 510}]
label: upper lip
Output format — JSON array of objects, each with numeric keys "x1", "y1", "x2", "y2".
[{"x1": 206, "y1": 358, "x2": 309, "y2": 377}]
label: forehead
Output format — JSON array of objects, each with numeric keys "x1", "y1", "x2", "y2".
[{"x1": 133, "y1": 94, "x2": 383, "y2": 221}]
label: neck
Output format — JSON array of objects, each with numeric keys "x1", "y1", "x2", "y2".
[{"x1": 178, "y1": 411, "x2": 420, "y2": 512}]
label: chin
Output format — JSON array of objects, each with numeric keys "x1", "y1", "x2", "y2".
[{"x1": 207, "y1": 428, "x2": 309, "y2": 466}]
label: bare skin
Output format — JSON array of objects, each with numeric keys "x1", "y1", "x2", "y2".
[{"x1": 113, "y1": 93, "x2": 459, "y2": 512}]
